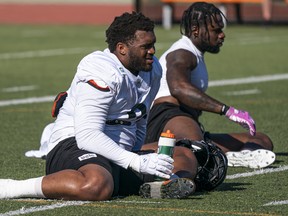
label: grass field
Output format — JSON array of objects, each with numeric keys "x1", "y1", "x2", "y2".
[{"x1": 0, "y1": 23, "x2": 288, "y2": 215}]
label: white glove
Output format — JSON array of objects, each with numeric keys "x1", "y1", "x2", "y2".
[{"x1": 129, "y1": 153, "x2": 174, "y2": 179}]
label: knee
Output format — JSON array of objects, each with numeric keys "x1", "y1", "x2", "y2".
[
  {"x1": 174, "y1": 146, "x2": 196, "y2": 160},
  {"x1": 77, "y1": 175, "x2": 114, "y2": 201},
  {"x1": 257, "y1": 132, "x2": 274, "y2": 151}
]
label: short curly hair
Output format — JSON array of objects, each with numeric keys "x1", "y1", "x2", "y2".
[
  {"x1": 180, "y1": 2, "x2": 226, "y2": 38},
  {"x1": 106, "y1": 11, "x2": 155, "y2": 52}
]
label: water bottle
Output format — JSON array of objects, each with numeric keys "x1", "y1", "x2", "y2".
[
  {"x1": 157, "y1": 130, "x2": 176, "y2": 157},
  {"x1": 155, "y1": 130, "x2": 176, "y2": 181}
]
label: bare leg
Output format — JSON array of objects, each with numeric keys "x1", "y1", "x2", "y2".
[
  {"x1": 42, "y1": 164, "x2": 114, "y2": 201},
  {"x1": 172, "y1": 146, "x2": 198, "y2": 179},
  {"x1": 209, "y1": 132, "x2": 275, "y2": 168},
  {"x1": 143, "y1": 115, "x2": 201, "y2": 180},
  {"x1": 143, "y1": 142, "x2": 198, "y2": 180},
  {"x1": 152, "y1": 115, "x2": 274, "y2": 169},
  {"x1": 163, "y1": 116, "x2": 204, "y2": 141},
  {"x1": 209, "y1": 132, "x2": 274, "y2": 153}
]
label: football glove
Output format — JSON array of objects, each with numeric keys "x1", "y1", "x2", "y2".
[
  {"x1": 225, "y1": 106, "x2": 256, "y2": 136},
  {"x1": 129, "y1": 153, "x2": 174, "y2": 179}
]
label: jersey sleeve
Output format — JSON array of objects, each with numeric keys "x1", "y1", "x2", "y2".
[{"x1": 74, "y1": 81, "x2": 137, "y2": 169}]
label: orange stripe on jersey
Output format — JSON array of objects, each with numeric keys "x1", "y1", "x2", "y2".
[
  {"x1": 51, "y1": 91, "x2": 68, "y2": 118},
  {"x1": 87, "y1": 80, "x2": 110, "y2": 92}
]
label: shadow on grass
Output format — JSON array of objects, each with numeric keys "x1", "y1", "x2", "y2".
[
  {"x1": 272, "y1": 151, "x2": 288, "y2": 165},
  {"x1": 275, "y1": 152, "x2": 288, "y2": 157},
  {"x1": 215, "y1": 182, "x2": 251, "y2": 192}
]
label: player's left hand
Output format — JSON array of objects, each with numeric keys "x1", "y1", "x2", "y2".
[{"x1": 225, "y1": 106, "x2": 256, "y2": 136}]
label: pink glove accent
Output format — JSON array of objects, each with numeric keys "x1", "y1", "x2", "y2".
[{"x1": 225, "y1": 107, "x2": 256, "y2": 136}]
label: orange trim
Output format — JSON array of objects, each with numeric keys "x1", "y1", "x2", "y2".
[
  {"x1": 51, "y1": 92, "x2": 67, "y2": 118},
  {"x1": 88, "y1": 80, "x2": 110, "y2": 92}
]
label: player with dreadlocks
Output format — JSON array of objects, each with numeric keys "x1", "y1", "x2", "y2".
[
  {"x1": 146, "y1": 2, "x2": 275, "y2": 191},
  {"x1": 0, "y1": 12, "x2": 197, "y2": 200}
]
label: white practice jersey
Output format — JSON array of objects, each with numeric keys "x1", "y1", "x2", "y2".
[
  {"x1": 156, "y1": 35, "x2": 208, "y2": 99},
  {"x1": 49, "y1": 48, "x2": 162, "y2": 169}
]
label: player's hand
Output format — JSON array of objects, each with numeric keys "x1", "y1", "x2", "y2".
[
  {"x1": 129, "y1": 153, "x2": 174, "y2": 179},
  {"x1": 225, "y1": 106, "x2": 256, "y2": 136}
]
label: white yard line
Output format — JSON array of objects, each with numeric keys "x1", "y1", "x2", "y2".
[
  {"x1": 0, "y1": 201, "x2": 90, "y2": 216},
  {"x1": 226, "y1": 165, "x2": 288, "y2": 180},
  {"x1": 1, "y1": 85, "x2": 37, "y2": 93},
  {"x1": 263, "y1": 200, "x2": 288, "y2": 206},
  {"x1": 0, "y1": 96, "x2": 55, "y2": 107},
  {"x1": 223, "y1": 88, "x2": 261, "y2": 96},
  {"x1": 0, "y1": 200, "x2": 161, "y2": 216},
  {"x1": 1, "y1": 73, "x2": 288, "y2": 107},
  {"x1": 0, "y1": 47, "x2": 92, "y2": 60},
  {"x1": 209, "y1": 73, "x2": 288, "y2": 87}
]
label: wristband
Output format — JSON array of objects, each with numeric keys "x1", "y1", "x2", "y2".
[{"x1": 220, "y1": 105, "x2": 230, "y2": 115}]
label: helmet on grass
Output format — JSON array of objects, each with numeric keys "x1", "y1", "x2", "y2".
[{"x1": 176, "y1": 139, "x2": 228, "y2": 191}]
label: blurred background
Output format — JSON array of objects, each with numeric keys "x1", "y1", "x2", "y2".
[{"x1": 0, "y1": 0, "x2": 287, "y2": 26}]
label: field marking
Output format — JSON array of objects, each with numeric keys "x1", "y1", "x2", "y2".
[
  {"x1": 226, "y1": 165, "x2": 288, "y2": 180},
  {"x1": 1, "y1": 85, "x2": 37, "y2": 93},
  {"x1": 0, "y1": 96, "x2": 55, "y2": 107},
  {"x1": 0, "y1": 47, "x2": 92, "y2": 60},
  {"x1": 84, "y1": 202, "x2": 276, "y2": 215},
  {"x1": 1, "y1": 73, "x2": 287, "y2": 107},
  {"x1": 223, "y1": 88, "x2": 261, "y2": 96},
  {"x1": 0, "y1": 200, "x2": 162, "y2": 216},
  {"x1": 0, "y1": 200, "x2": 276, "y2": 216},
  {"x1": 209, "y1": 73, "x2": 288, "y2": 87},
  {"x1": 0, "y1": 201, "x2": 90, "y2": 216},
  {"x1": 263, "y1": 200, "x2": 288, "y2": 206}
]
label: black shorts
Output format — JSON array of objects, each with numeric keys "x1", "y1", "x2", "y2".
[
  {"x1": 46, "y1": 137, "x2": 154, "y2": 197},
  {"x1": 145, "y1": 102, "x2": 202, "y2": 143}
]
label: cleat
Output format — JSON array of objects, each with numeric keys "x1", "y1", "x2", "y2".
[
  {"x1": 226, "y1": 149, "x2": 276, "y2": 169},
  {"x1": 139, "y1": 178, "x2": 195, "y2": 199}
]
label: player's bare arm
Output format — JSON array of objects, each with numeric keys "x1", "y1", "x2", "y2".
[{"x1": 166, "y1": 49, "x2": 223, "y2": 114}]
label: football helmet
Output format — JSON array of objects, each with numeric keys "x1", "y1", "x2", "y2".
[{"x1": 176, "y1": 139, "x2": 228, "y2": 191}]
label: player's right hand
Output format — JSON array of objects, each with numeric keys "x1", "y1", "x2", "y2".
[
  {"x1": 225, "y1": 106, "x2": 256, "y2": 136},
  {"x1": 129, "y1": 153, "x2": 174, "y2": 179}
]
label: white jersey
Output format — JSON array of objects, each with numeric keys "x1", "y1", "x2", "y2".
[
  {"x1": 49, "y1": 48, "x2": 162, "y2": 169},
  {"x1": 156, "y1": 35, "x2": 208, "y2": 99}
]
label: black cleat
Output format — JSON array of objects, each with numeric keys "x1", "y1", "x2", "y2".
[{"x1": 139, "y1": 178, "x2": 195, "y2": 199}]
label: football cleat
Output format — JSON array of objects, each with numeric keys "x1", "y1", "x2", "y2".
[
  {"x1": 139, "y1": 178, "x2": 195, "y2": 199},
  {"x1": 226, "y1": 149, "x2": 276, "y2": 169}
]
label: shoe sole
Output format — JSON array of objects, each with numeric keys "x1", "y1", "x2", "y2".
[
  {"x1": 226, "y1": 149, "x2": 276, "y2": 169},
  {"x1": 139, "y1": 178, "x2": 195, "y2": 199}
]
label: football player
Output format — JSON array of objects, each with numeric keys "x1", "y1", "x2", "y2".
[
  {"x1": 145, "y1": 2, "x2": 275, "y2": 177},
  {"x1": 0, "y1": 12, "x2": 197, "y2": 201}
]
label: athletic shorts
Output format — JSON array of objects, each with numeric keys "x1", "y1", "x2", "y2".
[
  {"x1": 46, "y1": 137, "x2": 154, "y2": 197},
  {"x1": 145, "y1": 102, "x2": 202, "y2": 143}
]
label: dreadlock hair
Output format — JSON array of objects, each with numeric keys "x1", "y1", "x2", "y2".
[
  {"x1": 106, "y1": 11, "x2": 155, "y2": 52},
  {"x1": 180, "y1": 2, "x2": 227, "y2": 38}
]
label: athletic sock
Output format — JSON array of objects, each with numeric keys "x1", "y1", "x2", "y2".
[
  {"x1": 169, "y1": 173, "x2": 179, "y2": 180},
  {"x1": 0, "y1": 176, "x2": 45, "y2": 199}
]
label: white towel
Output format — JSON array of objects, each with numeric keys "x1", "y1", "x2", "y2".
[{"x1": 25, "y1": 123, "x2": 54, "y2": 158}]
